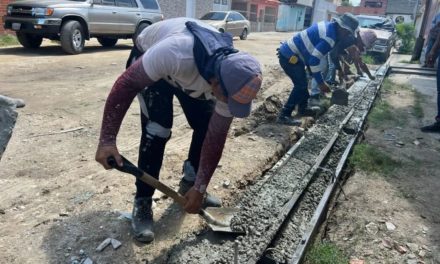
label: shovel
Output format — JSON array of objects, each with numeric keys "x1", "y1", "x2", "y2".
[
  {"x1": 330, "y1": 81, "x2": 349, "y2": 106},
  {"x1": 107, "y1": 155, "x2": 240, "y2": 233}
]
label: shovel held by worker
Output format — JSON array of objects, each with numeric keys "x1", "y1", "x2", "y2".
[{"x1": 107, "y1": 155, "x2": 240, "y2": 233}]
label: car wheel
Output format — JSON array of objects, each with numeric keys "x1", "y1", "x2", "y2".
[
  {"x1": 240, "y1": 29, "x2": 248, "y2": 40},
  {"x1": 133, "y1": 23, "x2": 149, "y2": 44},
  {"x1": 97, "y1": 37, "x2": 118, "y2": 47},
  {"x1": 60, "y1": 20, "x2": 85, "y2": 55},
  {"x1": 16, "y1": 32, "x2": 43, "y2": 49}
]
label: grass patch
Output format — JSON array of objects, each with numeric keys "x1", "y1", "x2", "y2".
[
  {"x1": 305, "y1": 241, "x2": 348, "y2": 264},
  {"x1": 0, "y1": 34, "x2": 19, "y2": 47},
  {"x1": 368, "y1": 99, "x2": 395, "y2": 127},
  {"x1": 349, "y1": 143, "x2": 400, "y2": 174},
  {"x1": 362, "y1": 54, "x2": 376, "y2": 64}
]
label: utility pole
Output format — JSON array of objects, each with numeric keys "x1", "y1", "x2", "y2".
[{"x1": 412, "y1": 0, "x2": 432, "y2": 61}]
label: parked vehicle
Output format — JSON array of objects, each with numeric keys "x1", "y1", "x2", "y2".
[
  {"x1": 3, "y1": 0, "x2": 163, "y2": 54},
  {"x1": 200, "y1": 11, "x2": 250, "y2": 40},
  {"x1": 357, "y1": 15, "x2": 397, "y2": 62}
]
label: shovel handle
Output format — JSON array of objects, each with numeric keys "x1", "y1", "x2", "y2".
[{"x1": 107, "y1": 156, "x2": 187, "y2": 207}]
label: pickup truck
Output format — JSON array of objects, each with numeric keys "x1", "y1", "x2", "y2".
[
  {"x1": 357, "y1": 15, "x2": 397, "y2": 62},
  {"x1": 3, "y1": 0, "x2": 163, "y2": 54}
]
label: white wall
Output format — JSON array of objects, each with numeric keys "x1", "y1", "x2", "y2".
[{"x1": 312, "y1": 0, "x2": 337, "y2": 23}]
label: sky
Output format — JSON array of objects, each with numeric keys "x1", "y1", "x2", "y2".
[{"x1": 351, "y1": 0, "x2": 361, "y2": 5}]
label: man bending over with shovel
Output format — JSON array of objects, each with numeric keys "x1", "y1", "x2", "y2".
[
  {"x1": 276, "y1": 13, "x2": 359, "y2": 125},
  {"x1": 95, "y1": 17, "x2": 262, "y2": 242}
]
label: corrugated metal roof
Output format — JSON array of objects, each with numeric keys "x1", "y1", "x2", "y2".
[{"x1": 386, "y1": 0, "x2": 419, "y2": 14}]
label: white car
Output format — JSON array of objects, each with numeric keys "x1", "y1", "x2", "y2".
[{"x1": 200, "y1": 11, "x2": 250, "y2": 40}]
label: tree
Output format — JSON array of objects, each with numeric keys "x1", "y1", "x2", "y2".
[{"x1": 341, "y1": 0, "x2": 352, "y2": 6}]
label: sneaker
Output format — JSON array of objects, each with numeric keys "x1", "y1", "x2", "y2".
[
  {"x1": 132, "y1": 197, "x2": 154, "y2": 243},
  {"x1": 178, "y1": 178, "x2": 222, "y2": 208},
  {"x1": 421, "y1": 121, "x2": 440, "y2": 133},
  {"x1": 276, "y1": 115, "x2": 302, "y2": 126}
]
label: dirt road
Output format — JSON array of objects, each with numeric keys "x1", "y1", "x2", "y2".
[{"x1": 0, "y1": 32, "x2": 301, "y2": 263}]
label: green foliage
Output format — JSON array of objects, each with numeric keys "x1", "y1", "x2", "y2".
[
  {"x1": 368, "y1": 99, "x2": 395, "y2": 126},
  {"x1": 349, "y1": 143, "x2": 400, "y2": 174},
  {"x1": 0, "y1": 34, "x2": 19, "y2": 47},
  {"x1": 396, "y1": 23, "x2": 415, "y2": 54},
  {"x1": 362, "y1": 54, "x2": 376, "y2": 64},
  {"x1": 341, "y1": 0, "x2": 352, "y2": 6},
  {"x1": 305, "y1": 242, "x2": 348, "y2": 264}
]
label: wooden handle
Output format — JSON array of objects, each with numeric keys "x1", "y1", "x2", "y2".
[
  {"x1": 138, "y1": 172, "x2": 187, "y2": 206},
  {"x1": 107, "y1": 156, "x2": 187, "y2": 206}
]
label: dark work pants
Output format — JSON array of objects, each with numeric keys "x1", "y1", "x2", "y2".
[
  {"x1": 278, "y1": 53, "x2": 309, "y2": 117},
  {"x1": 437, "y1": 58, "x2": 440, "y2": 121},
  {"x1": 126, "y1": 46, "x2": 214, "y2": 198}
]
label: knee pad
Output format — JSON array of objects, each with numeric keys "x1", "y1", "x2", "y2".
[{"x1": 145, "y1": 121, "x2": 171, "y2": 139}]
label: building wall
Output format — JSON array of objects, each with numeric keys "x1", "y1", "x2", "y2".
[
  {"x1": 0, "y1": 0, "x2": 13, "y2": 34},
  {"x1": 232, "y1": 0, "x2": 279, "y2": 32},
  {"x1": 336, "y1": 0, "x2": 387, "y2": 15},
  {"x1": 312, "y1": 0, "x2": 337, "y2": 23},
  {"x1": 157, "y1": 0, "x2": 216, "y2": 19},
  {"x1": 276, "y1": 4, "x2": 306, "y2": 31}
]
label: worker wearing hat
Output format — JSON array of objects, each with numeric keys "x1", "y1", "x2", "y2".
[
  {"x1": 95, "y1": 17, "x2": 262, "y2": 243},
  {"x1": 277, "y1": 13, "x2": 359, "y2": 125}
]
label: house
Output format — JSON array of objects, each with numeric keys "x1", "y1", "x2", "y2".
[
  {"x1": 385, "y1": 0, "x2": 420, "y2": 24},
  {"x1": 276, "y1": 0, "x2": 313, "y2": 31},
  {"x1": 159, "y1": 0, "x2": 230, "y2": 19},
  {"x1": 336, "y1": 0, "x2": 388, "y2": 15},
  {"x1": 231, "y1": 0, "x2": 279, "y2": 32}
]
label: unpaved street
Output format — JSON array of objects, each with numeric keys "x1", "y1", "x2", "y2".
[{"x1": 0, "y1": 32, "x2": 301, "y2": 263}]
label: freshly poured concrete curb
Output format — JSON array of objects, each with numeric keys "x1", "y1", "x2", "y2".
[
  {"x1": 0, "y1": 95, "x2": 24, "y2": 161},
  {"x1": 164, "y1": 79, "x2": 379, "y2": 263}
]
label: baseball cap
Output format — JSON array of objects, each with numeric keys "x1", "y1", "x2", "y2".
[
  {"x1": 219, "y1": 52, "x2": 262, "y2": 118},
  {"x1": 333, "y1": 13, "x2": 359, "y2": 35}
]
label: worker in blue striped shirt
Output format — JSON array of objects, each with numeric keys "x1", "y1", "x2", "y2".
[{"x1": 277, "y1": 13, "x2": 359, "y2": 125}]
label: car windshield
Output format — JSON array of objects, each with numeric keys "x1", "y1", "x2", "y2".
[
  {"x1": 358, "y1": 17, "x2": 385, "y2": 28},
  {"x1": 201, "y1": 12, "x2": 226, "y2": 21}
]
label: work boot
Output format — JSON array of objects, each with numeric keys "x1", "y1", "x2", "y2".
[
  {"x1": 178, "y1": 161, "x2": 222, "y2": 208},
  {"x1": 132, "y1": 197, "x2": 154, "y2": 243},
  {"x1": 421, "y1": 121, "x2": 440, "y2": 133},
  {"x1": 178, "y1": 178, "x2": 222, "y2": 208},
  {"x1": 276, "y1": 114, "x2": 302, "y2": 126}
]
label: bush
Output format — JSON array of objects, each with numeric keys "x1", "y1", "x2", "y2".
[{"x1": 396, "y1": 23, "x2": 415, "y2": 54}]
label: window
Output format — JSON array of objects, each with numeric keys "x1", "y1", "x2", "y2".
[
  {"x1": 102, "y1": 0, "x2": 115, "y2": 5},
  {"x1": 116, "y1": 0, "x2": 134, "y2": 7},
  {"x1": 214, "y1": 0, "x2": 221, "y2": 3},
  {"x1": 201, "y1": 12, "x2": 227, "y2": 20},
  {"x1": 139, "y1": 0, "x2": 159, "y2": 9},
  {"x1": 222, "y1": 0, "x2": 228, "y2": 5},
  {"x1": 365, "y1": 1, "x2": 382, "y2": 8}
]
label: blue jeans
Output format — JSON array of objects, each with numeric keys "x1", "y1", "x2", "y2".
[
  {"x1": 279, "y1": 54, "x2": 309, "y2": 116},
  {"x1": 311, "y1": 55, "x2": 329, "y2": 96},
  {"x1": 326, "y1": 54, "x2": 337, "y2": 83}
]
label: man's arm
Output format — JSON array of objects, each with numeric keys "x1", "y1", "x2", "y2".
[
  {"x1": 427, "y1": 33, "x2": 440, "y2": 67},
  {"x1": 184, "y1": 110, "x2": 233, "y2": 213},
  {"x1": 95, "y1": 57, "x2": 155, "y2": 168}
]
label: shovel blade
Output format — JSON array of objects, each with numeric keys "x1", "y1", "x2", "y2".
[
  {"x1": 331, "y1": 88, "x2": 349, "y2": 106},
  {"x1": 203, "y1": 207, "x2": 243, "y2": 233}
]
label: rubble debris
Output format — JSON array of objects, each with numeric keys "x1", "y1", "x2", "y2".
[
  {"x1": 111, "y1": 238, "x2": 122, "y2": 249},
  {"x1": 82, "y1": 257, "x2": 93, "y2": 264},
  {"x1": 385, "y1": 222, "x2": 396, "y2": 231},
  {"x1": 406, "y1": 243, "x2": 419, "y2": 252},
  {"x1": 366, "y1": 222, "x2": 379, "y2": 235},
  {"x1": 96, "y1": 238, "x2": 112, "y2": 252}
]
